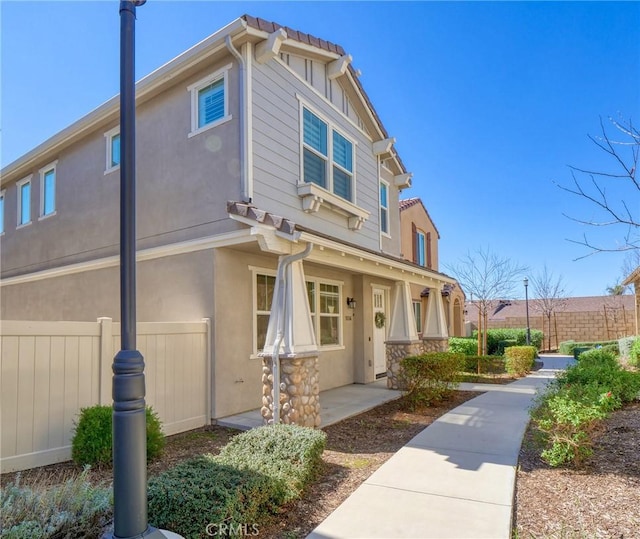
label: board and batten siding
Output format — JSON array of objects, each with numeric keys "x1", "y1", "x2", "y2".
[
  {"x1": 0, "y1": 319, "x2": 210, "y2": 472},
  {"x1": 251, "y1": 56, "x2": 382, "y2": 251}
]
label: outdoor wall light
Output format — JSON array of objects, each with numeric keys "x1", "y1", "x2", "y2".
[{"x1": 346, "y1": 297, "x2": 357, "y2": 309}]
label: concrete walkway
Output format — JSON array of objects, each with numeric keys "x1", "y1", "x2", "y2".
[{"x1": 307, "y1": 355, "x2": 574, "y2": 539}]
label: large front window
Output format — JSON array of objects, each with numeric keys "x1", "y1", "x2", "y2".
[
  {"x1": 302, "y1": 107, "x2": 354, "y2": 202},
  {"x1": 307, "y1": 280, "x2": 342, "y2": 347}
]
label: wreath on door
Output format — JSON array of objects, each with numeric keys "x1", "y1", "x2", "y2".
[{"x1": 374, "y1": 311, "x2": 386, "y2": 328}]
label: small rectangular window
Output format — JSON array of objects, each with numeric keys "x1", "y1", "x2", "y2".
[
  {"x1": 0, "y1": 190, "x2": 5, "y2": 234},
  {"x1": 380, "y1": 182, "x2": 389, "y2": 234},
  {"x1": 105, "y1": 127, "x2": 120, "y2": 173},
  {"x1": 188, "y1": 64, "x2": 232, "y2": 138},
  {"x1": 256, "y1": 274, "x2": 276, "y2": 353},
  {"x1": 319, "y1": 283, "x2": 340, "y2": 346},
  {"x1": 413, "y1": 301, "x2": 422, "y2": 334},
  {"x1": 417, "y1": 231, "x2": 426, "y2": 266},
  {"x1": 17, "y1": 177, "x2": 32, "y2": 227},
  {"x1": 40, "y1": 165, "x2": 56, "y2": 217}
]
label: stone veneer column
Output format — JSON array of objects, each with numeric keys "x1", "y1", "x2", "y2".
[
  {"x1": 386, "y1": 340, "x2": 424, "y2": 390},
  {"x1": 422, "y1": 337, "x2": 449, "y2": 353},
  {"x1": 261, "y1": 354, "x2": 320, "y2": 428}
]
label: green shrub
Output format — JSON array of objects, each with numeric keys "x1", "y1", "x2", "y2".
[
  {"x1": 148, "y1": 456, "x2": 274, "y2": 538},
  {"x1": 471, "y1": 328, "x2": 543, "y2": 354},
  {"x1": 559, "y1": 340, "x2": 619, "y2": 356},
  {"x1": 618, "y1": 336, "x2": 639, "y2": 360},
  {"x1": 559, "y1": 340, "x2": 576, "y2": 355},
  {"x1": 401, "y1": 352, "x2": 464, "y2": 408},
  {"x1": 216, "y1": 424, "x2": 326, "y2": 504},
  {"x1": 0, "y1": 468, "x2": 112, "y2": 538},
  {"x1": 72, "y1": 405, "x2": 165, "y2": 466},
  {"x1": 599, "y1": 343, "x2": 620, "y2": 355},
  {"x1": 148, "y1": 425, "x2": 326, "y2": 538},
  {"x1": 504, "y1": 346, "x2": 536, "y2": 376},
  {"x1": 630, "y1": 338, "x2": 640, "y2": 367},
  {"x1": 463, "y1": 355, "x2": 505, "y2": 375},
  {"x1": 448, "y1": 337, "x2": 477, "y2": 356}
]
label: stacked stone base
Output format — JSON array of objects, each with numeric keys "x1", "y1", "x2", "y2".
[
  {"x1": 386, "y1": 338, "x2": 449, "y2": 390},
  {"x1": 261, "y1": 354, "x2": 320, "y2": 428}
]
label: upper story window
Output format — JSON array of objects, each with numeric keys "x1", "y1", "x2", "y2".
[
  {"x1": 17, "y1": 176, "x2": 32, "y2": 227},
  {"x1": 380, "y1": 181, "x2": 389, "y2": 235},
  {"x1": 302, "y1": 107, "x2": 355, "y2": 202},
  {"x1": 416, "y1": 229, "x2": 426, "y2": 266},
  {"x1": 0, "y1": 190, "x2": 5, "y2": 235},
  {"x1": 426, "y1": 232, "x2": 433, "y2": 269},
  {"x1": 188, "y1": 63, "x2": 232, "y2": 138},
  {"x1": 105, "y1": 127, "x2": 120, "y2": 173},
  {"x1": 39, "y1": 161, "x2": 57, "y2": 218}
]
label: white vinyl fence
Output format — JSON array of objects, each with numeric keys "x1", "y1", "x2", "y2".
[{"x1": 1, "y1": 318, "x2": 210, "y2": 473}]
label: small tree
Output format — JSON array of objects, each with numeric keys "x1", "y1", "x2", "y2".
[
  {"x1": 530, "y1": 265, "x2": 568, "y2": 351},
  {"x1": 447, "y1": 248, "x2": 526, "y2": 355}
]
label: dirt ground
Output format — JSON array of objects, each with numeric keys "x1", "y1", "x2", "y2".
[{"x1": 3, "y1": 390, "x2": 639, "y2": 539}]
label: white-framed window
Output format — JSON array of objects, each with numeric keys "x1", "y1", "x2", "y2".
[
  {"x1": 255, "y1": 272, "x2": 276, "y2": 354},
  {"x1": 16, "y1": 176, "x2": 32, "y2": 227},
  {"x1": 105, "y1": 126, "x2": 120, "y2": 173},
  {"x1": 380, "y1": 180, "x2": 389, "y2": 235},
  {"x1": 0, "y1": 190, "x2": 5, "y2": 235},
  {"x1": 412, "y1": 300, "x2": 422, "y2": 334},
  {"x1": 301, "y1": 105, "x2": 355, "y2": 202},
  {"x1": 417, "y1": 230, "x2": 426, "y2": 266},
  {"x1": 187, "y1": 63, "x2": 232, "y2": 138},
  {"x1": 39, "y1": 161, "x2": 57, "y2": 218},
  {"x1": 306, "y1": 279, "x2": 343, "y2": 347}
]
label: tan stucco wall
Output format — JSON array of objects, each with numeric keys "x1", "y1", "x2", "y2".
[{"x1": 399, "y1": 202, "x2": 439, "y2": 270}]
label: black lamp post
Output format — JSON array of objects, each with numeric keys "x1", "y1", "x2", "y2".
[
  {"x1": 110, "y1": 2, "x2": 167, "y2": 538},
  {"x1": 524, "y1": 277, "x2": 531, "y2": 345}
]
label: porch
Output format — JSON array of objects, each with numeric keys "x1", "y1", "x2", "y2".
[{"x1": 217, "y1": 379, "x2": 402, "y2": 430}]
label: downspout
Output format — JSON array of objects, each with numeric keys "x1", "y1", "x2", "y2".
[
  {"x1": 225, "y1": 35, "x2": 250, "y2": 202},
  {"x1": 271, "y1": 242, "x2": 313, "y2": 425}
]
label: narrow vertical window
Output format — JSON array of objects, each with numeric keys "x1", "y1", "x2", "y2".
[
  {"x1": 319, "y1": 283, "x2": 340, "y2": 345},
  {"x1": 0, "y1": 190, "x2": 5, "y2": 234},
  {"x1": 426, "y1": 232, "x2": 432, "y2": 269},
  {"x1": 417, "y1": 231, "x2": 426, "y2": 267},
  {"x1": 303, "y1": 108, "x2": 328, "y2": 188},
  {"x1": 412, "y1": 300, "x2": 422, "y2": 333},
  {"x1": 256, "y1": 274, "x2": 276, "y2": 353},
  {"x1": 105, "y1": 127, "x2": 120, "y2": 172},
  {"x1": 17, "y1": 177, "x2": 31, "y2": 227},
  {"x1": 380, "y1": 181, "x2": 389, "y2": 234},
  {"x1": 332, "y1": 131, "x2": 353, "y2": 200},
  {"x1": 40, "y1": 164, "x2": 56, "y2": 217}
]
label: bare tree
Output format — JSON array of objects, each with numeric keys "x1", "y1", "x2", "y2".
[
  {"x1": 557, "y1": 116, "x2": 639, "y2": 259},
  {"x1": 447, "y1": 248, "x2": 526, "y2": 355},
  {"x1": 530, "y1": 265, "x2": 568, "y2": 351}
]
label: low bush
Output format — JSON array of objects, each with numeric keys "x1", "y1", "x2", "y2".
[
  {"x1": 504, "y1": 346, "x2": 537, "y2": 376},
  {"x1": 448, "y1": 337, "x2": 477, "y2": 356},
  {"x1": 471, "y1": 328, "x2": 543, "y2": 354},
  {"x1": 618, "y1": 335, "x2": 639, "y2": 360},
  {"x1": 216, "y1": 424, "x2": 326, "y2": 504},
  {"x1": 0, "y1": 468, "x2": 112, "y2": 538},
  {"x1": 72, "y1": 405, "x2": 165, "y2": 466},
  {"x1": 401, "y1": 352, "x2": 465, "y2": 408},
  {"x1": 148, "y1": 425, "x2": 326, "y2": 538},
  {"x1": 462, "y1": 355, "x2": 505, "y2": 375},
  {"x1": 630, "y1": 338, "x2": 640, "y2": 367},
  {"x1": 558, "y1": 340, "x2": 576, "y2": 355},
  {"x1": 531, "y1": 348, "x2": 640, "y2": 467},
  {"x1": 558, "y1": 340, "x2": 618, "y2": 356}
]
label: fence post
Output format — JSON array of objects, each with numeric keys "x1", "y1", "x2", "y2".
[
  {"x1": 98, "y1": 317, "x2": 113, "y2": 405},
  {"x1": 203, "y1": 318, "x2": 212, "y2": 424}
]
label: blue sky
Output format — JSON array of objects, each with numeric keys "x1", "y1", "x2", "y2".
[{"x1": 2, "y1": 1, "x2": 639, "y2": 297}]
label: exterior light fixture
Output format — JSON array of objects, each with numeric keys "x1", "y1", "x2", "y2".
[{"x1": 346, "y1": 297, "x2": 357, "y2": 309}]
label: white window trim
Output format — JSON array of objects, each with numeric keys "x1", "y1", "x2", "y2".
[
  {"x1": 16, "y1": 175, "x2": 32, "y2": 228},
  {"x1": 104, "y1": 126, "x2": 120, "y2": 175},
  {"x1": 379, "y1": 179, "x2": 391, "y2": 238},
  {"x1": 250, "y1": 267, "x2": 345, "y2": 357},
  {"x1": 417, "y1": 229, "x2": 426, "y2": 267},
  {"x1": 412, "y1": 300, "x2": 422, "y2": 334},
  {"x1": 0, "y1": 189, "x2": 5, "y2": 236},
  {"x1": 39, "y1": 161, "x2": 58, "y2": 220},
  {"x1": 187, "y1": 63, "x2": 233, "y2": 139},
  {"x1": 297, "y1": 97, "x2": 369, "y2": 230}
]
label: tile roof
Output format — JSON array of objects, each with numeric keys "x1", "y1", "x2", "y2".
[{"x1": 399, "y1": 197, "x2": 441, "y2": 238}]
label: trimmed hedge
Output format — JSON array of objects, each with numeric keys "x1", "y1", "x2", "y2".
[
  {"x1": 558, "y1": 340, "x2": 618, "y2": 356},
  {"x1": 471, "y1": 328, "x2": 543, "y2": 354},
  {"x1": 401, "y1": 352, "x2": 464, "y2": 408},
  {"x1": 504, "y1": 346, "x2": 537, "y2": 376},
  {"x1": 72, "y1": 405, "x2": 164, "y2": 466},
  {"x1": 462, "y1": 355, "x2": 506, "y2": 375},
  {"x1": 448, "y1": 337, "x2": 478, "y2": 356},
  {"x1": 148, "y1": 425, "x2": 326, "y2": 538}
]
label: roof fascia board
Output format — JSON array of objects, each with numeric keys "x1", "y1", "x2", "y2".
[{"x1": 1, "y1": 17, "x2": 248, "y2": 186}]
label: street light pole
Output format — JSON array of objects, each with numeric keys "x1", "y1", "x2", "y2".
[{"x1": 524, "y1": 277, "x2": 531, "y2": 346}]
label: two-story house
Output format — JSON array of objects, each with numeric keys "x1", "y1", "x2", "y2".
[
  {"x1": 0, "y1": 15, "x2": 455, "y2": 423},
  {"x1": 399, "y1": 197, "x2": 466, "y2": 338}
]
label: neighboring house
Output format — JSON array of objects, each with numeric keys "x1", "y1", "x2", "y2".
[
  {"x1": 0, "y1": 15, "x2": 456, "y2": 424},
  {"x1": 622, "y1": 266, "x2": 640, "y2": 335},
  {"x1": 399, "y1": 198, "x2": 465, "y2": 337},
  {"x1": 466, "y1": 295, "x2": 636, "y2": 347}
]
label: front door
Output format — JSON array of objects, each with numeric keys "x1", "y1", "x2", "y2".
[{"x1": 372, "y1": 288, "x2": 387, "y2": 378}]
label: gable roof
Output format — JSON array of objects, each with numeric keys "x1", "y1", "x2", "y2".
[
  {"x1": 399, "y1": 197, "x2": 441, "y2": 238},
  {"x1": 622, "y1": 266, "x2": 640, "y2": 286},
  {"x1": 2, "y1": 14, "x2": 407, "y2": 185}
]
